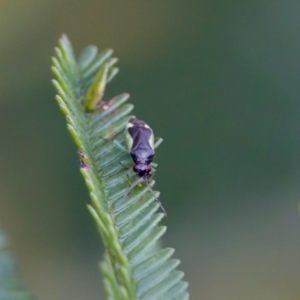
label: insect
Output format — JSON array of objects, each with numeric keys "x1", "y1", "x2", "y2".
[{"x1": 121, "y1": 118, "x2": 167, "y2": 216}]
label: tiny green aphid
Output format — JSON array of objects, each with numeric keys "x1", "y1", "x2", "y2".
[{"x1": 125, "y1": 118, "x2": 167, "y2": 216}]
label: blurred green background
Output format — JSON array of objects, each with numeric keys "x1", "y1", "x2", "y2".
[{"x1": 1, "y1": 1, "x2": 300, "y2": 299}]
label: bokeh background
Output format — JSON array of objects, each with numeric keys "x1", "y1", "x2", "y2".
[{"x1": 0, "y1": 1, "x2": 300, "y2": 299}]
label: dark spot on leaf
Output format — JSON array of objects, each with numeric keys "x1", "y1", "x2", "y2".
[{"x1": 80, "y1": 161, "x2": 89, "y2": 169}]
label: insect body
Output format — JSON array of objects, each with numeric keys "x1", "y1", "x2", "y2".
[
  {"x1": 125, "y1": 118, "x2": 166, "y2": 216},
  {"x1": 126, "y1": 118, "x2": 155, "y2": 179}
]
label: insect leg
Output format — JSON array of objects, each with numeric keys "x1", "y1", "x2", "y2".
[
  {"x1": 113, "y1": 140, "x2": 128, "y2": 153},
  {"x1": 154, "y1": 138, "x2": 163, "y2": 149},
  {"x1": 124, "y1": 177, "x2": 144, "y2": 198},
  {"x1": 119, "y1": 158, "x2": 132, "y2": 168},
  {"x1": 96, "y1": 133, "x2": 127, "y2": 152}
]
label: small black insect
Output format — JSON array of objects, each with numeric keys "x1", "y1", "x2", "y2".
[{"x1": 125, "y1": 118, "x2": 166, "y2": 216}]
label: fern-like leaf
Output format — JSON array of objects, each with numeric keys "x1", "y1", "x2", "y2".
[
  {"x1": 51, "y1": 35, "x2": 189, "y2": 300},
  {"x1": 0, "y1": 227, "x2": 33, "y2": 299}
]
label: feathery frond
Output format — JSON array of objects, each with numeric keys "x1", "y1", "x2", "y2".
[{"x1": 51, "y1": 35, "x2": 189, "y2": 300}]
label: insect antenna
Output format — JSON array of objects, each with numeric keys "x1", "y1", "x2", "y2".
[{"x1": 145, "y1": 180, "x2": 167, "y2": 217}]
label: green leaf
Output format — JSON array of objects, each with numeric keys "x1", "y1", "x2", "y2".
[
  {"x1": 0, "y1": 228, "x2": 33, "y2": 299},
  {"x1": 51, "y1": 34, "x2": 189, "y2": 300}
]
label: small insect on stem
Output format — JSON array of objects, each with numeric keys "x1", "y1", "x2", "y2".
[{"x1": 125, "y1": 118, "x2": 167, "y2": 217}]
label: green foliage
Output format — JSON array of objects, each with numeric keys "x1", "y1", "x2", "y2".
[
  {"x1": 51, "y1": 35, "x2": 189, "y2": 300},
  {"x1": 0, "y1": 228, "x2": 32, "y2": 300}
]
